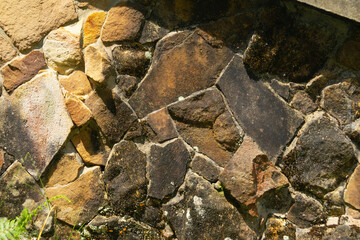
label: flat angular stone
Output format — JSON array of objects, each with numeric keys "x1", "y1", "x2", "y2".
[
  {"x1": 191, "y1": 155, "x2": 222, "y2": 182},
  {"x1": 213, "y1": 111, "x2": 242, "y2": 152},
  {"x1": 217, "y1": 55, "x2": 304, "y2": 159},
  {"x1": 59, "y1": 71, "x2": 92, "y2": 97},
  {"x1": 1, "y1": 50, "x2": 46, "y2": 92},
  {"x1": 46, "y1": 166, "x2": 107, "y2": 226},
  {"x1": 0, "y1": 71, "x2": 73, "y2": 178},
  {"x1": 147, "y1": 139, "x2": 190, "y2": 199},
  {"x1": 0, "y1": 35, "x2": 17, "y2": 66},
  {"x1": 83, "y1": 11, "x2": 107, "y2": 48},
  {"x1": 101, "y1": 2, "x2": 144, "y2": 42},
  {"x1": 282, "y1": 112, "x2": 357, "y2": 197},
  {"x1": 139, "y1": 21, "x2": 169, "y2": 44},
  {"x1": 0, "y1": 0, "x2": 77, "y2": 51},
  {"x1": 129, "y1": 32, "x2": 233, "y2": 118},
  {"x1": 103, "y1": 141, "x2": 147, "y2": 214},
  {"x1": 270, "y1": 79, "x2": 290, "y2": 101},
  {"x1": 85, "y1": 89, "x2": 137, "y2": 144},
  {"x1": 291, "y1": 90, "x2": 317, "y2": 115},
  {"x1": 43, "y1": 28, "x2": 82, "y2": 75},
  {"x1": 344, "y1": 165, "x2": 360, "y2": 210},
  {"x1": 146, "y1": 108, "x2": 178, "y2": 143},
  {"x1": 164, "y1": 171, "x2": 256, "y2": 240},
  {"x1": 65, "y1": 96, "x2": 92, "y2": 126},
  {"x1": 71, "y1": 122, "x2": 110, "y2": 166}
]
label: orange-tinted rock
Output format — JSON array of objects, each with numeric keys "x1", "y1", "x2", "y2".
[
  {"x1": 0, "y1": 35, "x2": 17, "y2": 66},
  {"x1": 59, "y1": 71, "x2": 92, "y2": 96},
  {"x1": 147, "y1": 108, "x2": 178, "y2": 143},
  {"x1": 129, "y1": 32, "x2": 233, "y2": 118},
  {"x1": 71, "y1": 123, "x2": 110, "y2": 166},
  {"x1": 344, "y1": 165, "x2": 360, "y2": 210},
  {"x1": 46, "y1": 166, "x2": 107, "y2": 226},
  {"x1": 337, "y1": 34, "x2": 360, "y2": 70},
  {"x1": 1, "y1": 50, "x2": 46, "y2": 92},
  {"x1": 101, "y1": 2, "x2": 144, "y2": 42},
  {"x1": 83, "y1": 11, "x2": 107, "y2": 48},
  {"x1": 65, "y1": 96, "x2": 92, "y2": 126}
]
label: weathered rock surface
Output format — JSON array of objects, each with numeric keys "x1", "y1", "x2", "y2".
[
  {"x1": 65, "y1": 96, "x2": 92, "y2": 126},
  {"x1": 71, "y1": 122, "x2": 110, "y2": 166},
  {"x1": 85, "y1": 90, "x2": 137, "y2": 144},
  {"x1": 112, "y1": 45, "x2": 149, "y2": 78},
  {"x1": 282, "y1": 112, "x2": 357, "y2": 197},
  {"x1": 129, "y1": 32, "x2": 233, "y2": 118},
  {"x1": 321, "y1": 79, "x2": 360, "y2": 125},
  {"x1": 0, "y1": 71, "x2": 73, "y2": 178},
  {"x1": 147, "y1": 139, "x2": 190, "y2": 199},
  {"x1": 146, "y1": 108, "x2": 178, "y2": 143},
  {"x1": 0, "y1": 35, "x2": 17, "y2": 66},
  {"x1": 291, "y1": 90, "x2": 317, "y2": 115},
  {"x1": 344, "y1": 165, "x2": 360, "y2": 210},
  {"x1": 287, "y1": 192, "x2": 326, "y2": 227},
  {"x1": 262, "y1": 217, "x2": 296, "y2": 240},
  {"x1": 103, "y1": 141, "x2": 147, "y2": 214},
  {"x1": 1, "y1": 50, "x2": 46, "y2": 92},
  {"x1": 84, "y1": 43, "x2": 113, "y2": 85},
  {"x1": 213, "y1": 111, "x2": 242, "y2": 152},
  {"x1": 324, "y1": 185, "x2": 345, "y2": 216},
  {"x1": 77, "y1": 0, "x2": 113, "y2": 9},
  {"x1": 164, "y1": 171, "x2": 257, "y2": 240},
  {"x1": 83, "y1": 11, "x2": 107, "y2": 48},
  {"x1": 337, "y1": 33, "x2": 360, "y2": 70},
  {"x1": 0, "y1": 0, "x2": 77, "y2": 51},
  {"x1": 139, "y1": 21, "x2": 169, "y2": 44},
  {"x1": 43, "y1": 28, "x2": 82, "y2": 75},
  {"x1": 116, "y1": 75, "x2": 139, "y2": 98},
  {"x1": 344, "y1": 119, "x2": 360, "y2": 144},
  {"x1": 101, "y1": 2, "x2": 144, "y2": 43},
  {"x1": 191, "y1": 155, "x2": 222, "y2": 182},
  {"x1": 59, "y1": 71, "x2": 92, "y2": 97},
  {"x1": 270, "y1": 79, "x2": 291, "y2": 101},
  {"x1": 217, "y1": 55, "x2": 304, "y2": 159},
  {"x1": 297, "y1": 225, "x2": 360, "y2": 240},
  {"x1": 46, "y1": 167, "x2": 106, "y2": 226}
]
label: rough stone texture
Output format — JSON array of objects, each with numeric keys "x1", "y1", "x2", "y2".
[
  {"x1": 324, "y1": 185, "x2": 345, "y2": 216},
  {"x1": 270, "y1": 79, "x2": 291, "y2": 101},
  {"x1": 116, "y1": 75, "x2": 139, "y2": 98},
  {"x1": 146, "y1": 108, "x2": 178, "y2": 143},
  {"x1": 103, "y1": 141, "x2": 147, "y2": 214},
  {"x1": 262, "y1": 217, "x2": 296, "y2": 240},
  {"x1": 83, "y1": 11, "x2": 107, "y2": 48},
  {"x1": 43, "y1": 142, "x2": 83, "y2": 188},
  {"x1": 77, "y1": 0, "x2": 114, "y2": 9},
  {"x1": 213, "y1": 111, "x2": 242, "y2": 152},
  {"x1": 219, "y1": 137, "x2": 289, "y2": 216},
  {"x1": 139, "y1": 21, "x2": 169, "y2": 44},
  {"x1": 46, "y1": 167, "x2": 106, "y2": 226},
  {"x1": 0, "y1": 34, "x2": 17, "y2": 66},
  {"x1": 217, "y1": 55, "x2": 304, "y2": 159},
  {"x1": 112, "y1": 45, "x2": 149, "y2": 78},
  {"x1": 344, "y1": 119, "x2": 360, "y2": 144},
  {"x1": 282, "y1": 112, "x2": 357, "y2": 197},
  {"x1": 1, "y1": 50, "x2": 46, "y2": 92},
  {"x1": 306, "y1": 73, "x2": 337, "y2": 98},
  {"x1": 71, "y1": 123, "x2": 110, "y2": 166},
  {"x1": 101, "y1": 2, "x2": 144, "y2": 43},
  {"x1": 84, "y1": 43, "x2": 113, "y2": 85},
  {"x1": 164, "y1": 171, "x2": 257, "y2": 240},
  {"x1": 191, "y1": 155, "x2": 222, "y2": 182},
  {"x1": 0, "y1": 0, "x2": 77, "y2": 51},
  {"x1": 297, "y1": 0, "x2": 360, "y2": 23},
  {"x1": 0, "y1": 162, "x2": 46, "y2": 219},
  {"x1": 65, "y1": 96, "x2": 92, "y2": 126},
  {"x1": 287, "y1": 192, "x2": 326, "y2": 228},
  {"x1": 147, "y1": 139, "x2": 190, "y2": 199},
  {"x1": 297, "y1": 225, "x2": 360, "y2": 240},
  {"x1": 344, "y1": 165, "x2": 360, "y2": 210},
  {"x1": 337, "y1": 33, "x2": 360, "y2": 70},
  {"x1": 0, "y1": 71, "x2": 73, "y2": 179},
  {"x1": 43, "y1": 28, "x2": 82, "y2": 75},
  {"x1": 321, "y1": 79, "x2": 360, "y2": 125},
  {"x1": 129, "y1": 32, "x2": 233, "y2": 118},
  {"x1": 59, "y1": 71, "x2": 92, "y2": 97},
  {"x1": 85, "y1": 89, "x2": 137, "y2": 144},
  {"x1": 291, "y1": 90, "x2": 317, "y2": 115}
]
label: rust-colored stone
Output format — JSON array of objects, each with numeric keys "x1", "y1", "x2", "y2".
[
  {"x1": 65, "y1": 96, "x2": 92, "y2": 126},
  {"x1": 83, "y1": 11, "x2": 107, "y2": 48},
  {"x1": 59, "y1": 71, "x2": 92, "y2": 96}
]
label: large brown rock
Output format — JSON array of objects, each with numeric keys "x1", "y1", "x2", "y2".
[
  {"x1": 217, "y1": 55, "x2": 304, "y2": 159},
  {"x1": 146, "y1": 108, "x2": 178, "y2": 143},
  {"x1": 0, "y1": 71, "x2": 73, "y2": 179},
  {"x1": 101, "y1": 2, "x2": 144, "y2": 42},
  {"x1": 0, "y1": 0, "x2": 77, "y2": 51},
  {"x1": 65, "y1": 96, "x2": 92, "y2": 126},
  {"x1": 129, "y1": 31, "x2": 233, "y2": 118},
  {"x1": 59, "y1": 71, "x2": 92, "y2": 97},
  {"x1": 85, "y1": 89, "x2": 137, "y2": 144},
  {"x1": 164, "y1": 171, "x2": 257, "y2": 240},
  {"x1": 83, "y1": 11, "x2": 107, "y2": 48},
  {"x1": 191, "y1": 154, "x2": 222, "y2": 182},
  {"x1": 46, "y1": 166, "x2": 107, "y2": 226},
  {"x1": 344, "y1": 165, "x2": 360, "y2": 210},
  {"x1": 1, "y1": 50, "x2": 46, "y2": 92},
  {"x1": 0, "y1": 35, "x2": 17, "y2": 66},
  {"x1": 103, "y1": 141, "x2": 147, "y2": 215},
  {"x1": 147, "y1": 139, "x2": 190, "y2": 199}
]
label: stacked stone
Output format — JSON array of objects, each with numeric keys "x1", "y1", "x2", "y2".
[{"x1": 0, "y1": 0, "x2": 359, "y2": 239}]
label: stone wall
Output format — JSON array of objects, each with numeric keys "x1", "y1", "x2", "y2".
[{"x1": 0, "y1": 0, "x2": 360, "y2": 239}]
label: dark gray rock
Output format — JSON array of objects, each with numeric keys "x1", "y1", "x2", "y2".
[
  {"x1": 103, "y1": 141, "x2": 147, "y2": 215},
  {"x1": 270, "y1": 79, "x2": 290, "y2": 101},
  {"x1": 139, "y1": 21, "x2": 169, "y2": 44},
  {"x1": 146, "y1": 108, "x2": 178, "y2": 143},
  {"x1": 297, "y1": 225, "x2": 360, "y2": 240},
  {"x1": 217, "y1": 55, "x2": 304, "y2": 160},
  {"x1": 147, "y1": 139, "x2": 190, "y2": 199},
  {"x1": 116, "y1": 75, "x2": 139, "y2": 98},
  {"x1": 282, "y1": 112, "x2": 357, "y2": 197},
  {"x1": 163, "y1": 171, "x2": 257, "y2": 240},
  {"x1": 344, "y1": 119, "x2": 360, "y2": 145},
  {"x1": 191, "y1": 155, "x2": 222, "y2": 182},
  {"x1": 290, "y1": 90, "x2": 317, "y2": 115}
]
